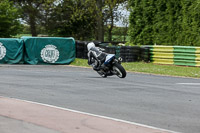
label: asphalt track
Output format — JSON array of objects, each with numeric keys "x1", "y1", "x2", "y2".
[{"x1": 0, "y1": 65, "x2": 200, "y2": 133}]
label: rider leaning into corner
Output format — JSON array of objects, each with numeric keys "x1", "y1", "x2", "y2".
[
  {"x1": 87, "y1": 42, "x2": 107, "y2": 71},
  {"x1": 87, "y1": 42, "x2": 126, "y2": 78}
]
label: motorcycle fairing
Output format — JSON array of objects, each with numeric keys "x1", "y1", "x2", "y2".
[{"x1": 104, "y1": 54, "x2": 115, "y2": 65}]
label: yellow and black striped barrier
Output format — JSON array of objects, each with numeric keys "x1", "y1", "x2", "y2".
[{"x1": 149, "y1": 46, "x2": 200, "y2": 67}]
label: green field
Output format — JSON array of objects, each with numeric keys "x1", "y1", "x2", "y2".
[{"x1": 71, "y1": 58, "x2": 200, "y2": 78}]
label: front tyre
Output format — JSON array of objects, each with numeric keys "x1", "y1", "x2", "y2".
[{"x1": 113, "y1": 63, "x2": 126, "y2": 78}]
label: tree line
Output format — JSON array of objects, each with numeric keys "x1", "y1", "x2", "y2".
[
  {"x1": 129, "y1": 0, "x2": 200, "y2": 46},
  {"x1": 3, "y1": 0, "x2": 200, "y2": 46},
  {"x1": 0, "y1": 0, "x2": 127, "y2": 42}
]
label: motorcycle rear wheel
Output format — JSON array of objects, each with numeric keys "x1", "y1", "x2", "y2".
[{"x1": 113, "y1": 63, "x2": 126, "y2": 78}]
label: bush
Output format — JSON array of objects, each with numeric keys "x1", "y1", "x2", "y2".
[
  {"x1": 0, "y1": 0, "x2": 22, "y2": 37},
  {"x1": 128, "y1": 0, "x2": 200, "y2": 46}
]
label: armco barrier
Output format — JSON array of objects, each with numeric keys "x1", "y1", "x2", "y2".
[
  {"x1": 0, "y1": 38, "x2": 24, "y2": 64},
  {"x1": 148, "y1": 45, "x2": 200, "y2": 67}
]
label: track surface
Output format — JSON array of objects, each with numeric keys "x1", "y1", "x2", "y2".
[{"x1": 0, "y1": 65, "x2": 200, "y2": 133}]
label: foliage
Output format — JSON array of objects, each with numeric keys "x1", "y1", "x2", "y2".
[
  {"x1": 12, "y1": 0, "x2": 52, "y2": 36},
  {"x1": 105, "y1": 26, "x2": 129, "y2": 42},
  {"x1": 45, "y1": 0, "x2": 128, "y2": 40},
  {"x1": 0, "y1": 0, "x2": 21, "y2": 37},
  {"x1": 103, "y1": 0, "x2": 127, "y2": 42},
  {"x1": 46, "y1": 0, "x2": 98, "y2": 40},
  {"x1": 8, "y1": 0, "x2": 128, "y2": 40},
  {"x1": 128, "y1": 0, "x2": 200, "y2": 46}
]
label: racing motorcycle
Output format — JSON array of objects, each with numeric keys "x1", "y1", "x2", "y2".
[{"x1": 89, "y1": 52, "x2": 126, "y2": 78}]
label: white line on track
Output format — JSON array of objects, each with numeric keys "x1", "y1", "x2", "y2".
[
  {"x1": 4, "y1": 96, "x2": 179, "y2": 133},
  {"x1": 177, "y1": 83, "x2": 200, "y2": 85}
]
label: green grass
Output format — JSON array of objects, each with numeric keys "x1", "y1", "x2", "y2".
[
  {"x1": 71, "y1": 58, "x2": 200, "y2": 78},
  {"x1": 71, "y1": 58, "x2": 89, "y2": 67}
]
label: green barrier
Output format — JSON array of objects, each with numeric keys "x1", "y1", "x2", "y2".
[
  {"x1": 149, "y1": 45, "x2": 200, "y2": 67},
  {"x1": 173, "y1": 46, "x2": 196, "y2": 53},
  {"x1": 0, "y1": 38, "x2": 24, "y2": 64},
  {"x1": 22, "y1": 37, "x2": 75, "y2": 65}
]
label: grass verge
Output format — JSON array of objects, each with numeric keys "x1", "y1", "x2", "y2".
[{"x1": 71, "y1": 58, "x2": 200, "y2": 78}]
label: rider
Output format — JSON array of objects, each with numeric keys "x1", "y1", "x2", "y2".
[{"x1": 87, "y1": 42, "x2": 107, "y2": 71}]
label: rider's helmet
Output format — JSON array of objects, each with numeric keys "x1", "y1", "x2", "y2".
[{"x1": 87, "y1": 42, "x2": 95, "y2": 51}]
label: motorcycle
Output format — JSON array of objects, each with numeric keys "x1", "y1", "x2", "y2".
[{"x1": 90, "y1": 53, "x2": 126, "y2": 78}]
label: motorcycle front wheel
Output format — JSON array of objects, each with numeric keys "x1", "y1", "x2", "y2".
[{"x1": 113, "y1": 63, "x2": 126, "y2": 78}]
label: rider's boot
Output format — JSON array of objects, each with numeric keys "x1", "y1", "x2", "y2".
[{"x1": 93, "y1": 60, "x2": 101, "y2": 71}]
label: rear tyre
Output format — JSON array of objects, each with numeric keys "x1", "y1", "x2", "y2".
[{"x1": 113, "y1": 63, "x2": 126, "y2": 78}]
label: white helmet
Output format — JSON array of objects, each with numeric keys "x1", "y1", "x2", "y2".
[{"x1": 87, "y1": 42, "x2": 95, "y2": 51}]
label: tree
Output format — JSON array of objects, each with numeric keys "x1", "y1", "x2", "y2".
[
  {"x1": 11, "y1": 0, "x2": 129, "y2": 41},
  {"x1": 104, "y1": 0, "x2": 120, "y2": 42},
  {"x1": 128, "y1": 0, "x2": 146, "y2": 45},
  {"x1": 119, "y1": 1, "x2": 129, "y2": 42},
  {"x1": 129, "y1": 0, "x2": 200, "y2": 46},
  {"x1": 128, "y1": 0, "x2": 200, "y2": 46},
  {"x1": 165, "y1": 0, "x2": 182, "y2": 45},
  {"x1": 12, "y1": 0, "x2": 46, "y2": 36},
  {"x1": 180, "y1": 0, "x2": 200, "y2": 46},
  {"x1": 0, "y1": 0, "x2": 21, "y2": 37},
  {"x1": 153, "y1": 0, "x2": 168, "y2": 44},
  {"x1": 46, "y1": 0, "x2": 98, "y2": 40},
  {"x1": 96, "y1": 0, "x2": 127, "y2": 42},
  {"x1": 96, "y1": 0, "x2": 104, "y2": 41}
]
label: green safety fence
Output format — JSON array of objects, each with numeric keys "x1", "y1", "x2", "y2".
[
  {"x1": 0, "y1": 38, "x2": 24, "y2": 64},
  {"x1": 22, "y1": 37, "x2": 75, "y2": 65},
  {"x1": 149, "y1": 45, "x2": 200, "y2": 67}
]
